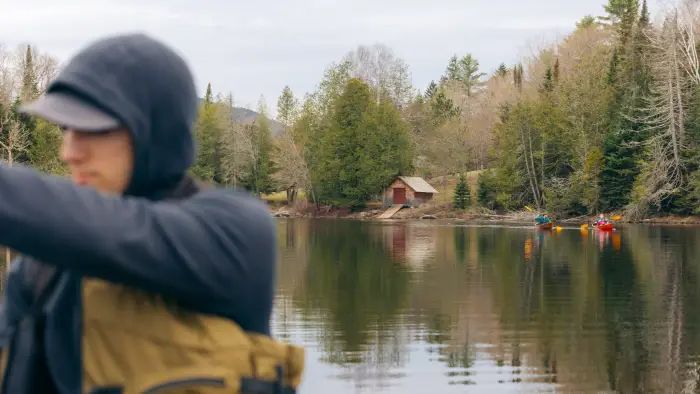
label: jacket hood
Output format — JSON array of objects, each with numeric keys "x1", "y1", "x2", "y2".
[{"x1": 46, "y1": 33, "x2": 198, "y2": 198}]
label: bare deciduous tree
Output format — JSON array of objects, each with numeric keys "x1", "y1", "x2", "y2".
[
  {"x1": 678, "y1": 0, "x2": 700, "y2": 84},
  {"x1": 631, "y1": 9, "x2": 694, "y2": 213},
  {"x1": 343, "y1": 44, "x2": 414, "y2": 108},
  {"x1": 0, "y1": 114, "x2": 29, "y2": 166},
  {"x1": 0, "y1": 45, "x2": 15, "y2": 108},
  {"x1": 273, "y1": 130, "x2": 310, "y2": 205},
  {"x1": 0, "y1": 111, "x2": 29, "y2": 270},
  {"x1": 217, "y1": 93, "x2": 253, "y2": 188}
]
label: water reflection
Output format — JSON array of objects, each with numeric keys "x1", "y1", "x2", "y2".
[{"x1": 272, "y1": 220, "x2": 700, "y2": 393}]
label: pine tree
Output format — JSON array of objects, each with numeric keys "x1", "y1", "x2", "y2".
[
  {"x1": 453, "y1": 173, "x2": 471, "y2": 210},
  {"x1": 598, "y1": 0, "x2": 650, "y2": 211},
  {"x1": 20, "y1": 46, "x2": 38, "y2": 103},
  {"x1": 204, "y1": 82, "x2": 213, "y2": 107},
  {"x1": 540, "y1": 68, "x2": 554, "y2": 93},
  {"x1": 424, "y1": 81, "x2": 438, "y2": 99},
  {"x1": 311, "y1": 78, "x2": 413, "y2": 207},
  {"x1": 601, "y1": 0, "x2": 640, "y2": 46},
  {"x1": 192, "y1": 82, "x2": 223, "y2": 182},
  {"x1": 444, "y1": 55, "x2": 460, "y2": 81},
  {"x1": 27, "y1": 119, "x2": 65, "y2": 175},
  {"x1": 576, "y1": 15, "x2": 597, "y2": 29},
  {"x1": 606, "y1": 49, "x2": 619, "y2": 86},
  {"x1": 477, "y1": 171, "x2": 496, "y2": 209},
  {"x1": 431, "y1": 90, "x2": 460, "y2": 124},
  {"x1": 513, "y1": 64, "x2": 524, "y2": 91},
  {"x1": 496, "y1": 63, "x2": 508, "y2": 77},
  {"x1": 276, "y1": 86, "x2": 299, "y2": 127}
]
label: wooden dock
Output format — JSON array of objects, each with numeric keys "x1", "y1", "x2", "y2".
[{"x1": 378, "y1": 204, "x2": 403, "y2": 219}]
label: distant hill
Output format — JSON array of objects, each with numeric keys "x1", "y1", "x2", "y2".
[{"x1": 198, "y1": 98, "x2": 285, "y2": 136}]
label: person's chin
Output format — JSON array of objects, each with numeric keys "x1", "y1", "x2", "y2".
[
  {"x1": 70, "y1": 177, "x2": 122, "y2": 195},
  {"x1": 73, "y1": 180, "x2": 104, "y2": 193}
]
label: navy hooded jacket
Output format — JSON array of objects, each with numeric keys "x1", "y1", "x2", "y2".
[{"x1": 0, "y1": 33, "x2": 277, "y2": 393}]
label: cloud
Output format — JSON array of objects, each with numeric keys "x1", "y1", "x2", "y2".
[{"x1": 0, "y1": 0, "x2": 662, "y2": 116}]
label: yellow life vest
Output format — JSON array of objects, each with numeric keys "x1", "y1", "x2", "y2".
[{"x1": 80, "y1": 278, "x2": 305, "y2": 394}]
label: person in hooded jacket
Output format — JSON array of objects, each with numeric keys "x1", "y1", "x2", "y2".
[{"x1": 0, "y1": 33, "x2": 304, "y2": 394}]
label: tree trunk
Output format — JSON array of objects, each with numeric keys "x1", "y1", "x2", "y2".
[
  {"x1": 667, "y1": 78, "x2": 681, "y2": 173},
  {"x1": 520, "y1": 125, "x2": 540, "y2": 210},
  {"x1": 5, "y1": 151, "x2": 10, "y2": 271},
  {"x1": 286, "y1": 187, "x2": 297, "y2": 205},
  {"x1": 527, "y1": 127, "x2": 542, "y2": 207}
]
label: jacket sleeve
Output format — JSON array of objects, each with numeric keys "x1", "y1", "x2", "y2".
[
  {"x1": 0, "y1": 259, "x2": 34, "y2": 346},
  {"x1": 0, "y1": 164, "x2": 276, "y2": 307}
]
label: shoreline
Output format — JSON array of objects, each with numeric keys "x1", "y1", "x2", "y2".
[{"x1": 267, "y1": 203, "x2": 700, "y2": 226}]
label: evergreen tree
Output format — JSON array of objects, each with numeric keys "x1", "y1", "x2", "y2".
[
  {"x1": 576, "y1": 15, "x2": 597, "y2": 29},
  {"x1": 606, "y1": 49, "x2": 619, "y2": 86},
  {"x1": 453, "y1": 173, "x2": 471, "y2": 209},
  {"x1": 192, "y1": 82, "x2": 223, "y2": 182},
  {"x1": 441, "y1": 54, "x2": 486, "y2": 96},
  {"x1": 313, "y1": 78, "x2": 374, "y2": 205},
  {"x1": 424, "y1": 81, "x2": 438, "y2": 99},
  {"x1": 276, "y1": 86, "x2": 299, "y2": 127},
  {"x1": 204, "y1": 82, "x2": 213, "y2": 107},
  {"x1": 430, "y1": 90, "x2": 460, "y2": 124},
  {"x1": 444, "y1": 55, "x2": 460, "y2": 81},
  {"x1": 477, "y1": 170, "x2": 497, "y2": 209},
  {"x1": 311, "y1": 78, "x2": 413, "y2": 207},
  {"x1": 601, "y1": 0, "x2": 640, "y2": 46},
  {"x1": 27, "y1": 119, "x2": 65, "y2": 175},
  {"x1": 496, "y1": 63, "x2": 508, "y2": 77},
  {"x1": 540, "y1": 68, "x2": 554, "y2": 93},
  {"x1": 598, "y1": 0, "x2": 650, "y2": 211},
  {"x1": 20, "y1": 46, "x2": 38, "y2": 102},
  {"x1": 513, "y1": 64, "x2": 524, "y2": 91}
]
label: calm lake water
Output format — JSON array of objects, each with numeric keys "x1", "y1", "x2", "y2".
[{"x1": 271, "y1": 219, "x2": 700, "y2": 394}]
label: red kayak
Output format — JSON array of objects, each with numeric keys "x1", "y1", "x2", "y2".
[{"x1": 593, "y1": 223, "x2": 614, "y2": 231}]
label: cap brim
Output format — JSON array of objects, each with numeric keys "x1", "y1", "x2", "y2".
[{"x1": 19, "y1": 92, "x2": 120, "y2": 132}]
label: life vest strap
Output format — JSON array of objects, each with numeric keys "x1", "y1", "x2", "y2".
[
  {"x1": 88, "y1": 367, "x2": 297, "y2": 394},
  {"x1": 88, "y1": 378, "x2": 298, "y2": 394},
  {"x1": 240, "y1": 377, "x2": 297, "y2": 394}
]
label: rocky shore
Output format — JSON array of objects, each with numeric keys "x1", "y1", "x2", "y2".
[{"x1": 268, "y1": 202, "x2": 700, "y2": 225}]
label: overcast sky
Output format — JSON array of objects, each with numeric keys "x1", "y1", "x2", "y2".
[{"x1": 1, "y1": 0, "x2": 662, "y2": 117}]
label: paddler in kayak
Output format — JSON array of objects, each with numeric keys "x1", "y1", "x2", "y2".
[
  {"x1": 593, "y1": 214, "x2": 609, "y2": 226},
  {"x1": 535, "y1": 214, "x2": 551, "y2": 225}
]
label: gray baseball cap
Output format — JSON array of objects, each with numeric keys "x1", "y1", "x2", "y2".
[{"x1": 20, "y1": 90, "x2": 121, "y2": 132}]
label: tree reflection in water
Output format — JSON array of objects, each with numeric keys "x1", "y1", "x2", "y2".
[{"x1": 272, "y1": 220, "x2": 700, "y2": 393}]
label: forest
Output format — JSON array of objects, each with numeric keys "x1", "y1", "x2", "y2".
[{"x1": 1, "y1": 0, "x2": 699, "y2": 219}]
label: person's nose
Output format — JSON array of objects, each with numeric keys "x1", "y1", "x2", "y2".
[{"x1": 60, "y1": 130, "x2": 89, "y2": 164}]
